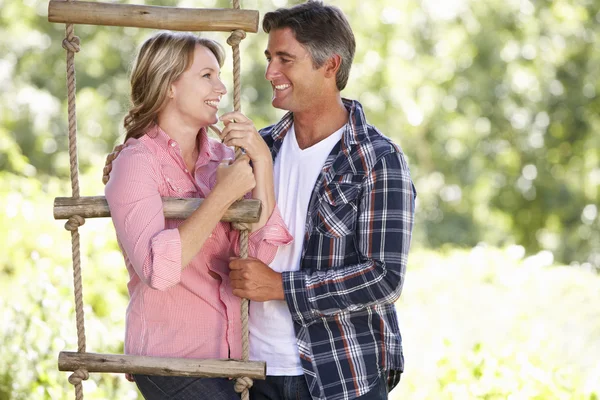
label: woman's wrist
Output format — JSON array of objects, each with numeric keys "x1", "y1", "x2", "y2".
[{"x1": 209, "y1": 184, "x2": 237, "y2": 209}]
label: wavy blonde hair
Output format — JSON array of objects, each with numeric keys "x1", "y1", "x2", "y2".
[{"x1": 123, "y1": 31, "x2": 225, "y2": 142}]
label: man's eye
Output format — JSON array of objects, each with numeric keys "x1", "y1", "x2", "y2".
[{"x1": 281, "y1": 58, "x2": 291, "y2": 63}]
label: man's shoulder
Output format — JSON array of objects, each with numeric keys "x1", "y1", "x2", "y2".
[{"x1": 350, "y1": 124, "x2": 408, "y2": 172}]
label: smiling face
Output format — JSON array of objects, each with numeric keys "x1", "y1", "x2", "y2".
[
  {"x1": 264, "y1": 28, "x2": 327, "y2": 114},
  {"x1": 169, "y1": 44, "x2": 227, "y2": 127}
]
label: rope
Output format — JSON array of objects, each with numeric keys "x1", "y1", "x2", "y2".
[
  {"x1": 227, "y1": 1, "x2": 252, "y2": 398},
  {"x1": 62, "y1": 2, "x2": 88, "y2": 397}
]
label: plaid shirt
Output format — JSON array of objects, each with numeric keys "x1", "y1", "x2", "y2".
[{"x1": 259, "y1": 99, "x2": 416, "y2": 400}]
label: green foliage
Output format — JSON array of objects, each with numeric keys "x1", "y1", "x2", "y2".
[
  {"x1": 0, "y1": 172, "x2": 135, "y2": 399},
  {"x1": 1, "y1": 0, "x2": 600, "y2": 398},
  {"x1": 392, "y1": 246, "x2": 600, "y2": 399},
  {"x1": 2, "y1": 0, "x2": 598, "y2": 267}
]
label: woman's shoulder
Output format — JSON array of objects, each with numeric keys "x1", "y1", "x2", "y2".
[{"x1": 111, "y1": 138, "x2": 161, "y2": 176}]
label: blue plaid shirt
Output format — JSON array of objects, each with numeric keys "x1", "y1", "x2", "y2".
[{"x1": 259, "y1": 99, "x2": 416, "y2": 400}]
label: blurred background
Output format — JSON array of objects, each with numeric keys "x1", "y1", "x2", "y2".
[{"x1": 1, "y1": 0, "x2": 599, "y2": 398}]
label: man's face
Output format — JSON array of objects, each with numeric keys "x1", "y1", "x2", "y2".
[{"x1": 264, "y1": 28, "x2": 326, "y2": 113}]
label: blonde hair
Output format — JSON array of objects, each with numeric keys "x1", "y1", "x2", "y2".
[{"x1": 123, "y1": 31, "x2": 225, "y2": 142}]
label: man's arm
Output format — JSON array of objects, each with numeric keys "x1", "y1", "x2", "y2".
[
  {"x1": 230, "y1": 152, "x2": 416, "y2": 325},
  {"x1": 282, "y1": 152, "x2": 415, "y2": 324}
]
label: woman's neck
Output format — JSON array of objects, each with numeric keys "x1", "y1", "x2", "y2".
[{"x1": 157, "y1": 112, "x2": 203, "y2": 171}]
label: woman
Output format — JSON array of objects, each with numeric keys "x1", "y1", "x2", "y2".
[{"x1": 105, "y1": 31, "x2": 291, "y2": 399}]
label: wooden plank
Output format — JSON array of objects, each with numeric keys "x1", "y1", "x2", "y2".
[
  {"x1": 54, "y1": 196, "x2": 262, "y2": 223},
  {"x1": 58, "y1": 352, "x2": 266, "y2": 379},
  {"x1": 48, "y1": 0, "x2": 259, "y2": 33}
]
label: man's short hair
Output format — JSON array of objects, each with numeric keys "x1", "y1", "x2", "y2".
[{"x1": 262, "y1": 0, "x2": 356, "y2": 91}]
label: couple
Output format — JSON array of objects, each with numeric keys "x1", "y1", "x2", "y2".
[{"x1": 104, "y1": 2, "x2": 416, "y2": 400}]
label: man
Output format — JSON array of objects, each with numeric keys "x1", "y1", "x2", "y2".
[{"x1": 228, "y1": 2, "x2": 416, "y2": 400}]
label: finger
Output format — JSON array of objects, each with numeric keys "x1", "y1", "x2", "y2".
[
  {"x1": 220, "y1": 111, "x2": 250, "y2": 124},
  {"x1": 221, "y1": 128, "x2": 246, "y2": 145},
  {"x1": 232, "y1": 154, "x2": 251, "y2": 165},
  {"x1": 221, "y1": 124, "x2": 251, "y2": 143},
  {"x1": 208, "y1": 125, "x2": 223, "y2": 140},
  {"x1": 224, "y1": 139, "x2": 255, "y2": 156},
  {"x1": 229, "y1": 258, "x2": 242, "y2": 269},
  {"x1": 232, "y1": 288, "x2": 246, "y2": 298}
]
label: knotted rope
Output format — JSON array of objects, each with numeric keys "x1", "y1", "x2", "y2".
[
  {"x1": 227, "y1": 1, "x2": 252, "y2": 398},
  {"x1": 62, "y1": 3, "x2": 88, "y2": 398}
]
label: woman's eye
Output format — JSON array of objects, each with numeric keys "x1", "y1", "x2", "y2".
[{"x1": 203, "y1": 73, "x2": 211, "y2": 78}]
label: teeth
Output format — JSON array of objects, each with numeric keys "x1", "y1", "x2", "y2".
[
  {"x1": 274, "y1": 84, "x2": 291, "y2": 90},
  {"x1": 205, "y1": 101, "x2": 219, "y2": 107}
]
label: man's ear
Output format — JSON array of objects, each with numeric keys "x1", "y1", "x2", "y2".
[{"x1": 324, "y1": 54, "x2": 342, "y2": 79}]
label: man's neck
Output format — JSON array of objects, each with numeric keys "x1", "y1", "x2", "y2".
[{"x1": 293, "y1": 96, "x2": 348, "y2": 150}]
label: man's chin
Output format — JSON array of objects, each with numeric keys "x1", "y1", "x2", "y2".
[{"x1": 271, "y1": 98, "x2": 289, "y2": 111}]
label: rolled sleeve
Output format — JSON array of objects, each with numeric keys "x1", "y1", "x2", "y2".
[
  {"x1": 145, "y1": 228, "x2": 183, "y2": 290},
  {"x1": 233, "y1": 206, "x2": 293, "y2": 264}
]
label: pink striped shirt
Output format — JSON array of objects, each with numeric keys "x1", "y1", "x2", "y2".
[{"x1": 105, "y1": 125, "x2": 292, "y2": 360}]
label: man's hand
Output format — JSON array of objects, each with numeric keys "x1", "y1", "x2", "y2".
[
  {"x1": 229, "y1": 257, "x2": 285, "y2": 301},
  {"x1": 102, "y1": 144, "x2": 125, "y2": 185}
]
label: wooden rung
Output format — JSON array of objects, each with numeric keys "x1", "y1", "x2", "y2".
[
  {"x1": 54, "y1": 196, "x2": 261, "y2": 223},
  {"x1": 48, "y1": 0, "x2": 259, "y2": 33},
  {"x1": 58, "y1": 352, "x2": 266, "y2": 379}
]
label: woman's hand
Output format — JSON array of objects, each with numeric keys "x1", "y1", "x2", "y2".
[
  {"x1": 214, "y1": 155, "x2": 256, "y2": 204},
  {"x1": 219, "y1": 112, "x2": 272, "y2": 166}
]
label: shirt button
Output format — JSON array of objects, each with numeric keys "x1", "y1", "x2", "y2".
[{"x1": 171, "y1": 142, "x2": 176, "y2": 147}]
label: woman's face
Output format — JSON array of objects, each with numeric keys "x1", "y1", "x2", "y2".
[{"x1": 169, "y1": 44, "x2": 227, "y2": 127}]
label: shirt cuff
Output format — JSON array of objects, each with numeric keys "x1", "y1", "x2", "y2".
[
  {"x1": 146, "y1": 228, "x2": 182, "y2": 290},
  {"x1": 248, "y1": 206, "x2": 293, "y2": 247}
]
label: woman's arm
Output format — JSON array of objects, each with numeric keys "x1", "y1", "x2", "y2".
[
  {"x1": 219, "y1": 112, "x2": 275, "y2": 232},
  {"x1": 106, "y1": 146, "x2": 255, "y2": 289},
  {"x1": 178, "y1": 155, "x2": 256, "y2": 266}
]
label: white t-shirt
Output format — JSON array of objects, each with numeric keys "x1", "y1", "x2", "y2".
[{"x1": 249, "y1": 123, "x2": 344, "y2": 375}]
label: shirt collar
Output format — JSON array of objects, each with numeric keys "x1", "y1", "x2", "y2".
[
  {"x1": 151, "y1": 124, "x2": 218, "y2": 165},
  {"x1": 268, "y1": 98, "x2": 369, "y2": 149}
]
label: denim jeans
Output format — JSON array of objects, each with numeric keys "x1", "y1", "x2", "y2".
[
  {"x1": 250, "y1": 372, "x2": 388, "y2": 400},
  {"x1": 133, "y1": 374, "x2": 239, "y2": 400}
]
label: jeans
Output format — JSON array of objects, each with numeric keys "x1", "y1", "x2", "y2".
[
  {"x1": 250, "y1": 372, "x2": 388, "y2": 400},
  {"x1": 133, "y1": 374, "x2": 239, "y2": 400}
]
